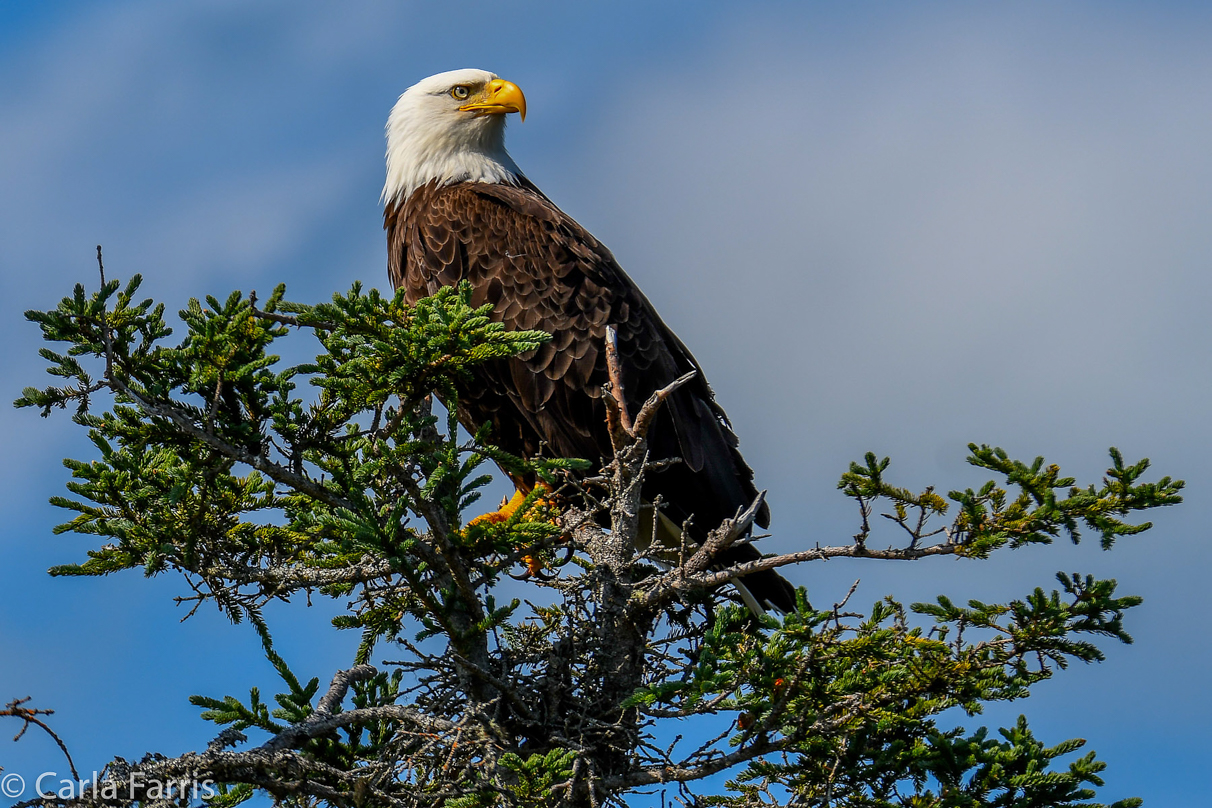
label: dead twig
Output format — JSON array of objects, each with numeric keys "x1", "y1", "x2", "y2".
[{"x1": 2, "y1": 697, "x2": 79, "y2": 781}]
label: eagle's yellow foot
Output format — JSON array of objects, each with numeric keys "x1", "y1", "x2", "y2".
[
  {"x1": 466, "y1": 486, "x2": 560, "y2": 577},
  {"x1": 468, "y1": 483, "x2": 556, "y2": 527},
  {"x1": 467, "y1": 488, "x2": 533, "y2": 527},
  {"x1": 521, "y1": 553, "x2": 544, "y2": 577},
  {"x1": 465, "y1": 486, "x2": 555, "y2": 530}
]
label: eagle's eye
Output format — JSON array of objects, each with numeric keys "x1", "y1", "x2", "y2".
[{"x1": 450, "y1": 86, "x2": 471, "y2": 100}]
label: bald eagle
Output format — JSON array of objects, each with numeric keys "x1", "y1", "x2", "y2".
[{"x1": 382, "y1": 69, "x2": 796, "y2": 614}]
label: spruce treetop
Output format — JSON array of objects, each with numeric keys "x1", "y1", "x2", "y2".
[{"x1": 10, "y1": 258, "x2": 1182, "y2": 807}]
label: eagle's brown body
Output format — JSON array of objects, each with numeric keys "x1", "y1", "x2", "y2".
[{"x1": 385, "y1": 178, "x2": 796, "y2": 613}]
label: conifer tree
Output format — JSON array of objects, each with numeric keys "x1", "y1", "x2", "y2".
[{"x1": 10, "y1": 254, "x2": 1183, "y2": 807}]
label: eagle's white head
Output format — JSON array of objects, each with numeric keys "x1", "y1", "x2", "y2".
[{"x1": 382, "y1": 68, "x2": 527, "y2": 205}]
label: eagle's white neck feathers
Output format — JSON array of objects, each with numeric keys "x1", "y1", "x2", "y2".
[{"x1": 382, "y1": 68, "x2": 522, "y2": 205}]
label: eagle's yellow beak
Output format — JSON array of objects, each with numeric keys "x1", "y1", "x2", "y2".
[{"x1": 460, "y1": 78, "x2": 527, "y2": 121}]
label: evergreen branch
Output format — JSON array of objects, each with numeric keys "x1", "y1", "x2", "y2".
[
  {"x1": 196, "y1": 556, "x2": 397, "y2": 591},
  {"x1": 105, "y1": 373, "x2": 358, "y2": 513},
  {"x1": 15, "y1": 270, "x2": 1175, "y2": 808}
]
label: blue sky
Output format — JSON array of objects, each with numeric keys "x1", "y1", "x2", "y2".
[{"x1": 1, "y1": 1, "x2": 1209, "y2": 804}]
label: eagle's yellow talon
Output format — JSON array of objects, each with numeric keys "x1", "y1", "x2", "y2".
[
  {"x1": 522, "y1": 554, "x2": 544, "y2": 577},
  {"x1": 465, "y1": 486, "x2": 559, "y2": 577},
  {"x1": 466, "y1": 483, "x2": 553, "y2": 526},
  {"x1": 467, "y1": 489, "x2": 531, "y2": 527}
]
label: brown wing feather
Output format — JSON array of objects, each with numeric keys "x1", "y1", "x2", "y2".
[{"x1": 385, "y1": 180, "x2": 794, "y2": 612}]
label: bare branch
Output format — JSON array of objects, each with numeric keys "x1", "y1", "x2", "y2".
[
  {"x1": 631, "y1": 371, "x2": 697, "y2": 441},
  {"x1": 604, "y1": 325, "x2": 632, "y2": 435},
  {"x1": 248, "y1": 289, "x2": 337, "y2": 331},
  {"x1": 635, "y1": 536, "x2": 963, "y2": 610},
  {"x1": 1, "y1": 698, "x2": 79, "y2": 782},
  {"x1": 197, "y1": 556, "x2": 397, "y2": 591}
]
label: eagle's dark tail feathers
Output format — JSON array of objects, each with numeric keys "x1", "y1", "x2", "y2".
[{"x1": 638, "y1": 506, "x2": 798, "y2": 616}]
